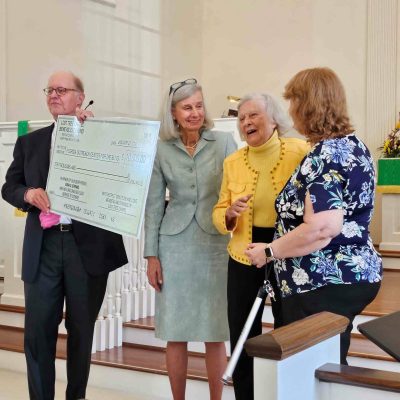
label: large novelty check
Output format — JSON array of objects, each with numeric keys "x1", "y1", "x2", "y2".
[{"x1": 46, "y1": 116, "x2": 159, "y2": 238}]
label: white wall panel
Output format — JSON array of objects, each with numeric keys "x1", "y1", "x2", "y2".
[
  {"x1": 128, "y1": 25, "x2": 141, "y2": 70},
  {"x1": 114, "y1": 20, "x2": 131, "y2": 67},
  {"x1": 140, "y1": 30, "x2": 161, "y2": 75},
  {"x1": 114, "y1": 68, "x2": 133, "y2": 115},
  {"x1": 140, "y1": 0, "x2": 161, "y2": 30},
  {"x1": 82, "y1": 0, "x2": 161, "y2": 119},
  {"x1": 140, "y1": 75, "x2": 161, "y2": 119}
]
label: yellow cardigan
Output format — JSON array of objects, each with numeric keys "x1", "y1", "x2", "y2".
[{"x1": 212, "y1": 137, "x2": 310, "y2": 265}]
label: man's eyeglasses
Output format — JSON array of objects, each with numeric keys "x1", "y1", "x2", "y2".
[
  {"x1": 43, "y1": 87, "x2": 80, "y2": 96},
  {"x1": 169, "y1": 78, "x2": 197, "y2": 96}
]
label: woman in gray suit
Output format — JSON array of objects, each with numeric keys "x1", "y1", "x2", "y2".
[{"x1": 144, "y1": 78, "x2": 237, "y2": 400}]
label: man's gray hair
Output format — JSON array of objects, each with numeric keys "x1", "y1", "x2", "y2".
[
  {"x1": 159, "y1": 83, "x2": 214, "y2": 141},
  {"x1": 237, "y1": 93, "x2": 291, "y2": 138}
]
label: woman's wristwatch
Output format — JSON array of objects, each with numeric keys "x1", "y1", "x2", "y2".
[{"x1": 264, "y1": 244, "x2": 275, "y2": 263}]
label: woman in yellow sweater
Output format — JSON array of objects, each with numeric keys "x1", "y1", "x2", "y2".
[{"x1": 212, "y1": 93, "x2": 309, "y2": 400}]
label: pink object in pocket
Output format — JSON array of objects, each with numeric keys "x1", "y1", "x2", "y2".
[{"x1": 39, "y1": 211, "x2": 61, "y2": 229}]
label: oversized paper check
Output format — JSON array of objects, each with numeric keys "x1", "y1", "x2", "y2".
[{"x1": 46, "y1": 116, "x2": 159, "y2": 237}]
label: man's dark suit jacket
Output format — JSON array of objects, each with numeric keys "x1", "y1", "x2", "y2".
[{"x1": 1, "y1": 124, "x2": 128, "y2": 283}]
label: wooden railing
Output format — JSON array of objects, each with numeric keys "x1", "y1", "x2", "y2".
[
  {"x1": 245, "y1": 312, "x2": 400, "y2": 400},
  {"x1": 245, "y1": 312, "x2": 348, "y2": 360},
  {"x1": 244, "y1": 312, "x2": 348, "y2": 400}
]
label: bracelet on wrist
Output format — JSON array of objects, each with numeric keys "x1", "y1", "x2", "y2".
[{"x1": 264, "y1": 243, "x2": 275, "y2": 263}]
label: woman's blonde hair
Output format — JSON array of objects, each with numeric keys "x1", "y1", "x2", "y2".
[
  {"x1": 159, "y1": 83, "x2": 214, "y2": 141},
  {"x1": 283, "y1": 67, "x2": 354, "y2": 143}
]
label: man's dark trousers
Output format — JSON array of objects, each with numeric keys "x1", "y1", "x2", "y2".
[{"x1": 24, "y1": 229, "x2": 108, "y2": 400}]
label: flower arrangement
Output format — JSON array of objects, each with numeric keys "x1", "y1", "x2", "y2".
[{"x1": 381, "y1": 118, "x2": 400, "y2": 158}]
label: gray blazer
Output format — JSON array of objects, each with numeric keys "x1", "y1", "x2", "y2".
[{"x1": 144, "y1": 130, "x2": 237, "y2": 257}]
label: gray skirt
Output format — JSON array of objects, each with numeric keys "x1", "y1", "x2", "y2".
[{"x1": 156, "y1": 218, "x2": 229, "y2": 342}]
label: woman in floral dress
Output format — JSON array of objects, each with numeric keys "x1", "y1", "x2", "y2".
[{"x1": 246, "y1": 67, "x2": 382, "y2": 364}]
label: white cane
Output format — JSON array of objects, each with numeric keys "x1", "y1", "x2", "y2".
[{"x1": 222, "y1": 278, "x2": 275, "y2": 385}]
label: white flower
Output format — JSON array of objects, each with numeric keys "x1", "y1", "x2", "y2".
[
  {"x1": 292, "y1": 268, "x2": 309, "y2": 285},
  {"x1": 296, "y1": 209, "x2": 303, "y2": 217},
  {"x1": 351, "y1": 255, "x2": 365, "y2": 268},
  {"x1": 281, "y1": 280, "x2": 292, "y2": 295},
  {"x1": 342, "y1": 221, "x2": 363, "y2": 238},
  {"x1": 300, "y1": 158, "x2": 312, "y2": 175}
]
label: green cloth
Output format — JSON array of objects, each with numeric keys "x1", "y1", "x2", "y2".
[
  {"x1": 377, "y1": 158, "x2": 400, "y2": 185},
  {"x1": 17, "y1": 120, "x2": 29, "y2": 137}
]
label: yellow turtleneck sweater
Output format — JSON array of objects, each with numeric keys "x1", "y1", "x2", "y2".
[
  {"x1": 247, "y1": 131, "x2": 280, "y2": 227},
  {"x1": 213, "y1": 133, "x2": 309, "y2": 265}
]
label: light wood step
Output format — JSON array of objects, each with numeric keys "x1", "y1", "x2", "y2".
[
  {"x1": 378, "y1": 248, "x2": 400, "y2": 270},
  {"x1": 316, "y1": 362, "x2": 400, "y2": 393},
  {"x1": 379, "y1": 249, "x2": 400, "y2": 258},
  {"x1": 0, "y1": 324, "x2": 210, "y2": 382}
]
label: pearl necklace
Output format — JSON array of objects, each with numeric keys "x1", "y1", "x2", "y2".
[{"x1": 183, "y1": 138, "x2": 200, "y2": 149}]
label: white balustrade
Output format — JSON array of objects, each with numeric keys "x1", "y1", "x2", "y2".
[
  {"x1": 130, "y1": 234, "x2": 141, "y2": 320},
  {"x1": 92, "y1": 224, "x2": 154, "y2": 351},
  {"x1": 105, "y1": 272, "x2": 115, "y2": 349},
  {"x1": 113, "y1": 266, "x2": 123, "y2": 347},
  {"x1": 121, "y1": 235, "x2": 133, "y2": 322},
  {"x1": 138, "y1": 229, "x2": 148, "y2": 319},
  {"x1": 95, "y1": 299, "x2": 106, "y2": 352}
]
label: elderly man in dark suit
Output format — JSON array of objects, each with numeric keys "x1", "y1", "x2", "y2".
[{"x1": 2, "y1": 71, "x2": 128, "y2": 400}]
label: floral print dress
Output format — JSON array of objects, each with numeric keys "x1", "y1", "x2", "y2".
[{"x1": 274, "y1": 134, "x2": 382, "y2": 298}]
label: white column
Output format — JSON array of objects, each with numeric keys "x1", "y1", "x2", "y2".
[
  {"x1": 0, "y1": 0, "x2": 6, "y2": 121},
  {"x1": 380, "y1": 193, "x2": 400, "y2": 251},
  {"x1": 0, "y1": 124, "x2": 24, "y2": 305},
  {"x1": 0, "y1": 121, "x2": 52, "y2": 306},
  {"x1": 361, "y1": 0, "x2": 397, "y2": 156},
  {"x1": 365, "y1": 0, "x2": 399, "y2": 248}
]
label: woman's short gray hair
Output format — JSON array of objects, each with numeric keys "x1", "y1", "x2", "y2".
[
  {"x1": 159, "y1": 83, "x2": 214, "y2": 141},
  {"x1": 237, "y1": 93, "x2": 291, "y2": 138}
]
